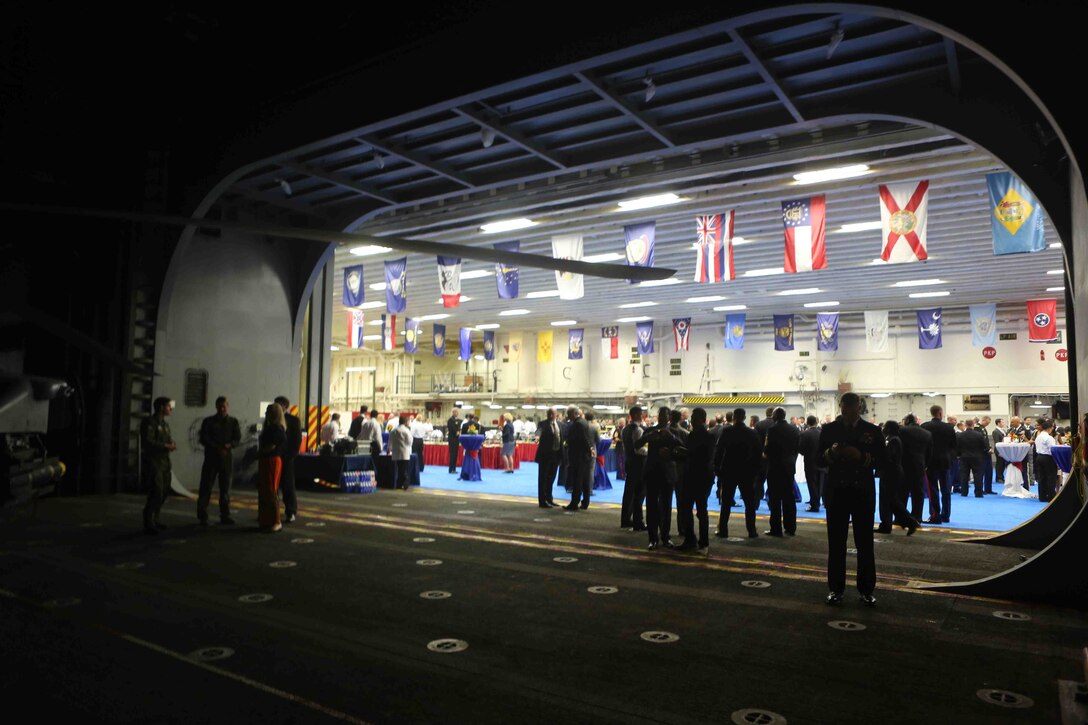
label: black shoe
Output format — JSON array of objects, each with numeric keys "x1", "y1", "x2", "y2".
[
  {"x1": 859, "y1": 593, "x2": 877, "y2": 607},
  {"x1": 284, "y1": 513, "x2": 297, "y2": 523},
  {"x1": 143, "y1": 526, "x2": 158, "y2": 536},
  {"x1": 785, "y1": 530, "x2": 796, "y2": 537},
  {"x1": 675, "y1": 541, "x2": 698, "y2": 552},
  {"x1": 542, "y1": 504, "x2": 554, "y2": 509},
  {"x1": 198, "y1": 517, "x2": 208, "y2": 527},
  {"x1": 579, "y1": 503, "x2": 588, "y2": 510},
  {"x1": 714, "y1": 530, "x2": 729, "y2": 539},
  {"x1": 661, "y1": 539, "x2": 675, "y2": 548},
  {"x1": 220, "y1": 517, "x2": 235, "y2": 525},
  {"x1": 748, "y1": 531, "x2": 759, "y2": 538},
  {"x1": 620, "y1": 521, "x2": 632, "y2": 528},
  {"x1": 647, "y1": 541, "x2": 660, "y2": 550},
  {"x1": 632, "y1": 524, "x2": 647, "y2": 532},
  {"x1": 941, "y1": 517, "x2": 950, "y2": 523},
  {"x1": 155, "y1": 522, "x2": 167, "y2": 531},
  {"x1": 547, "y1": 502, "x2": 560, "y2": 507},
  {"x1": 764, "y1": 530, "x2": 784, "y2": 538},
  {"x1": 924, "y1": 518, "x2": 941, "y2": 525},
  {"x1": 974, "y1": 494, "x2": 984, "y2": 498},
  {"x1": 905, "y1": 519, "x2": 918, "y2": 536},
  {"x1": 806, "y1": 506, "x2": 820, "y2": 512},
  {"x1": 826, "y1": 592, "x2": 843, "y2": 605},
  {"x1": 563, "y1": 505, "x2": 578, "y2": 511},
  {"x1": 729, "y1": 501, "x2": 738, "y2": 507},
  {"x1": 874, "y1": 526, "x2": 893, "y2": 534}
]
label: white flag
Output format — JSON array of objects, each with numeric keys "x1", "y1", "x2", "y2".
[
  {"x1": 507, "y1": 332, "x2": 523, "y2": 363},
  {"x1": 865, "y1": 310, "x2": 889, "y2": 352},
  {"x1": 970, "y1": 303, "x2": 998, "y2": 347},
  {"x1": 551, "y1": 234, "x2": 584, "y2": 300}
]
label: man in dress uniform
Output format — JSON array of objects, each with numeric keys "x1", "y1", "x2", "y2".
[
  {"x1": 534, "y1": 408, "x2": 562, "y2": 508},
  {"x1": 713, "y1": 408, "x2": 762, "y2": 539},
  {"x1": 899, "y1": 414, "x2": 933, "y2": 521},
  {"x1": 446, "y1": 407, "x2": 461, "y2": 473},
  {"x1": 992, "y1": 418, "x2": 1007, "y2": 484},
  {"x1": 636, "y1": 407, "x2": 686, "y2": 549},
  {"x1": 348, "y1": 405, "x2": 367, "y2": 440},
  {"x1": 675, "y1": 408, "x2": 714, "y2": 553},
  {"x1": 957, "y1": 419, "x2": 990, "y2": 498},
  {"x1": 978, "y1": 416, "x2": 995, "y2": 494},
  {"x1": 563, "y1": 407, "x2": 596, "y2": 511},
  {"x1": 921, "y1": 405, "x2": 958, "y2": 523},
  {"x1": 197, "y1": 396, "x2": 241, "y2": 525},
  {"x1": 764, "y1": 407, "x2": 801, "y2": 537},
  {"x1": 818, "y1": 393, "x2": 885, "y2": 606},
  {"x1": 798, "y1": 415, "x2": 824, "y2": 512},
  {"x1": 275, "y1": 396, "x2": 303, "y2": 523},
  {"x1": 142, "y1": 396, "x2": 177, "y2": 535},
  {"x1": 620, "y1": 406, "x2": 647, "y2": 530}
]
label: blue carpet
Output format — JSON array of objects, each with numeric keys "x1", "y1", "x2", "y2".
[{"x1": 418, "y1": 463, "x2": 1044, "y2": 533}]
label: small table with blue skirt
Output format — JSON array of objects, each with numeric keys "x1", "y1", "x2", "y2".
[{"x1": 459, "y1": 435, "x2": 485, "y2": 482}]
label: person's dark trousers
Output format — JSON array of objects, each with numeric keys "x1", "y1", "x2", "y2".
[
  {"x1": 826, "y1": 485, "x2": 876, "y2": 596},
  {"x1": 448, "y1": 439, "x2": 458, "y2": 472},
  {"x1": 558, "y1": 449, "x2": 570, "y2": 491},
  {"x1": 568, "y1": 456, "x2": 592, "y2": 507},
  {"x1": 959, "y1": 456, "x2": 984, "y2": 497},
  {"x1": 716, "y1": 478, "x2": 740, "y2": 535},
  {"x1": 950, "y1": 458, "x2": 961, "y2": 493},
  {"x1": 903, "y1": 463, "x2": 925, "y2": 520},
  {"x1": 621, "y1": 457, "x2": 645, "y2": 526},
  {"x1": 413, "y1": 438, "x2": 425, "y2": 471},
  {"x1": 678, "y1": 478, "x2": 712, "y2": 547},
  {"x1": 927, "y1": 466, "x2": 952, "y2": 522},
  {"x1": 995, "y1": 455, "x2": 1007, "y2": 483},
  {"x1": 537, "y1": 453, "x2": 559, "y2": 506},
  {"x1": 981, "y1": 455, "x2": 993, "y2": 493},
  {"x1": 143, "y1": 464, "x2": 170, "y2": 529},
  {"x1": 394, "y1": 459, "x2": 411, "y2": 488},
  {"x1": 1036, "y1": 454, "x2": 1057, "y2": 502},
  {"x1": 281, "y1": 453, "x2": 298, "y2": 517},
  {"x1": 804, "y1": 463, "x2": 823, "y2": 510},
  {"x1": 766, "y1": 472, "x2": 796, "y2": 535},
  {"x1": 644, "y1": 467, "x2": 674, "y2": 543},
  {"x1": 676, "y1": 480, "x2": 694, "y2": 541},
  {"x1": 729, "y1": 477, "x2": 760, "y2": 536},
  {"x1": 877, "y1": 471, "x2": 914, "y2": 528},
  {"x1": 197, "y1": 452, "x2": 233, "y2": 521}
]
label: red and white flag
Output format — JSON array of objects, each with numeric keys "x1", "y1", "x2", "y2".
[
  {"x1": 1026, "y1": 299, "x2": 1058, "y2": 342},
  {"x1": 879, "y1": 180, "x2": 930, "y2": 263},
  {"x1": 694, "y1": 211, "x2": 735, "y2": 282},
  {"x1": 381, "y1": 314, "x2": 397, "y2": 351},
  {"x1": 781, "y1": 196, "x2": 827, "y2": 273},
  {"x1": 347, "y1": 310, "x2": 365, "y2": 349},
  {"x1": 601, "y1": 326, "x2": 619, "y2": 360}
]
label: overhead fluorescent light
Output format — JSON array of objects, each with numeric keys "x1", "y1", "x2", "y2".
[
  {"x1": 419, "y1": 313, "x2": 451, "y2": 321},
  {"x1": 1049, "y1": 242, "x2": 1061, "y2": 249},
  {"x1": 778, "y1": 287, "x2": 822, "y2": 296},
  {"x1": 714, "y1": 304, "x2": 747, "y2": 312},
  {"x1": 617, "y1": 316, "x2": 652, "y2": 323},
  {"x1": 923, "y1": 392, "x2": 941, "y2": 397},
  {"x1": 550, "y1": 320, "x2": 577, "y2": 326},
  {"x1": 526, "y1": 290, "x2": 561, "y2": 299},
  {"x1": 330, "y1": 345, "x2": 340, "y2": 352},
  {"x1": 731, "y1": 236, "x2": 749, "y2": 245},
  {"x1": 686, "y1": 295, "x2": 726, "y2": 303},
  {"x1": 436, "y1": 296, "x2": 473, "y2": 304},
  {"x1": 743, "y1": 267, "x2": 784, "y2": 277},
  {"x1": 638, "y1": 278, "x2": 682, "y2": 288},
  {"x1": 369, "y1": 282, "x2": 388, "y2": 291},
  {"x1": 793, "y1": 164, "x2": 871, "y2": 184},
  {"x1": 521, "y1": 404, "x2": 536, "y2": 410},
  {"x1": 1047, "y1": 270, "x2": 1064, "y2": 275},
  {"x1": 869, "y1": 393, "x2": 892, "y2": 398},
  {"x1": 592, "y1": 405, "x2": 609, "y2": 410},
  {"x1": 368, "y1": 320, "x2": 384, "y2": 326},
  {"x1": 480, "y1": 218, "x2": 537, "y2": 234},
  {"x1": 505, "y1": 406, "x2": 517, "y2": 410},
  {"x1": 870, "y1": 258, "x2": 887, "y2": 265},
  {"x1": 838, "y1": 221, "x2": 882, "y2": 233},
  {"x1": 908, "y1": 291, "x2": 950, "y2": 298},
  {"x1": 536, "y1": 405, "x2": 549, "y2": 410},
  {"x1": 803, "y1": 301, "x2": 839, "y2": 308},
  {"x1": 1030, "y1": 404, "x2": 1052, "y2": 409},
  {"x1": 499, "y1": 309, "x2": 531, "y2": 316},
  {"x1": 617, "y1": 193, "x2": 682, "y2": 211},
  {"x1": 1046, "y1": 286, "x2": 1065, "y2": 291},
  {"x1": 893, "y1": 279, "x2": 945, "y2": 287},
  {"x1": 460, "y1": 270, "x2": 494, "y2": 280},
  {"x1": 474, "y1": 354, "x2": 485, "y2": 360},
  {"x1": 618, "y1": 301, "x2": 657, "y2": 309},
  {"x1": 345, "y1": 366, "x2": 376, "y2": 372},
  {"x1": 476, "y1": 323, "x2": 500, "y2": 329},
  {"x1": 583, "y1": 252, "x2": 625, "y2": 263},
  {"x1": 362, "y1": 334, "x2": 381, "y2": 341},
  {"x1": 348, "y1": 245, "x2": 393, "y2": 257}
]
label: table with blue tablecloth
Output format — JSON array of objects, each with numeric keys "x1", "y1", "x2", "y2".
[
  {"x1": 1051, "y1": 445, "x2": 1072, "y2": 474},
  {"x1": 459, "y1": 435, "x2": 485, "y2": 482},
  {"x1": 593, "y1": 439, "x2": 613, "y2": 491},
  {"x1": 294, "y1": 453, "x2": 419, "y2": 491}
]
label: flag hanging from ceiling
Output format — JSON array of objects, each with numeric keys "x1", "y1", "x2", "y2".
[
  {"x1": 864, "y1": 311, "x2": 889, "y2": 352},
  {"x1": 917, "y1": 308, "x2": 942, "y2": 349},
  {"x1": 459, "y1": 328, "x2": 472, "y2": 361},
  {"x1": 568, "y1": 328, "x2": 584, "y2": 360},
  {"x1": 969, "y1": 304, "x2": 997, "y2": 347},
  {"x1": 404, "y1": 317, "x2": 420, "y2": 354},
  {"x1": 781, "y1": 195, "x2": 827, "y2": 273},
  {"x1": 1027, "y1": 299, "x2": 1058, "y2": 342},
  {"x1": 347, "y1": 310, "x2": 366, "y2": 349},
  {"x1": 493, "y1": 241, "x2": 520, "y2": 299},
  {"x1": 551, "y1": 234, "x2": 584, "y2": 300},
  {"x1": 537, "y1": 331, "x2": 553, "y2": 362},
  {"x1": 694, "y1": 211, "x2": 735, "y2": 283},
  {"x1": 636, "y1": 321, "x2": 655, "y2": 355},
  {"x1": 774, "y1": 314, "x2": 794, "y2": 351},
  {"x1": 507, "y1": 332, "x2": 523, "y2": 363},
  {"x1": 816, "y1": 312, "x2": 839, "y2": 352},
  {"x1": 987, "y1": 172, "x2": 1047, "y2": 256},
  {"x1": 601, "y1": 326, "x2": 619, "y2": 359},
  {"x1": 673, "y1": 318, "x2": 691, "y2": 352},
  {"x1": 437, "y1": 255, "x2": 462, "y2": 307},
  {"x1": 383, "y1": 258, "x2": 407, "y2": 313},
  {"x1": 483, "y1": 330, "x2": 496, "y2": 361},
  {"x1": 432, "y1": 324, "x2": 446, "y2": 357},
  {"x1": 879, "y1": 180, "x2": 930, "y2": 263},
  {"x1": 343, "y1": 265, "x2": 365, "y2": 307},
  {"x1": 381, "y1": 314, "x2": 396, "y2": 351},
  {"x1": 725, "y1": 313, "x2": 745, "y2": 350},
  {"x1": 624, "y1": 221, "x2": 655, "y2": 284}
]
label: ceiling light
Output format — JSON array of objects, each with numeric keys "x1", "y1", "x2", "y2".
[
  {"x1": 1033, "y1": 399, "x2": 1043, "y2": 405},
  {"x1": 638, "y1": 278, "x2": 682, "y2": 288},
  {"x1": 714, "y1": 304, "x2": 747, "y2": 312},
  {"x1": 488, "y1": 404, "x2": 503, "y2": 409},
  {"x1": 643, "y1": 77, "x2": 656, "y2": 103},
  {"x1": 592, "y1": 404, "x2": 609, "y2": 410},
  {"x1": 481, "y1": 128, "x2": 496, "y2": 148},
  {"x1": 521, "y1": 404, "x2": 536, "y2": 410},
  {"x1": 474, "y1": 354, "x2": 485, "y2": 361},
  {"x1": 686, "y1": 295, "x2": 726, "y2": 303},
  {"x1": 274, "y1": 178, "x2": 293, "y2": 196},
  {"x1": 618, "y1": 301, "x2": 658, "y2": 309},
  {"x1": 480, "y1": 218, "x2": 537, "y2": 234},
  {"x1": 476, "y1": 323, "x2": 500, "y2": 329},
  {"x1": 362, "y1": 334, "x2": 381, "y2": 341},
  {"x1": 1049, "y1": 242, "x2": 1061, "y2": 249},
  {"x1": 499, "y1": 309, "x2": 531, "y2": 316},
  {"x1": 354, "y1": 301, "x2": 386, "y2": 310},
  {"x1": 793, "y1": 164, "x2": 871, "y2": 185},
  {"x1": 583, "y1": 252, "x2": 625, "y2": 263},
  {"x1": 892, "y1": 279, "x2": 945, "y2": 287},
  {"x1": 732, "y1": 236, "x2": 749, "y2": 245},
  {"x1": 869, "y1": 393, "x2": 892, "y2": 398},
  {"x1": 436, "y1": 296, "x2": 473, "y2": 304},
  {"x1": 536, "y1": 405, "x2": 549, "y2": 409},
  {"x1": 373, "y1": 153, "x2": 385, "y2": 169},
  {"x1": 551, "y1": 320, "x2": 577, "y2": 326},
  {"x1": 1047, "y1": 270, "x2": 1064, "y2": 275},
  {"x1": 368, "y1": 320, "x2": 384, "y2": 326},
  {"x1": 505, "y1": 406, "x2": 517, "y2": 410},
  {"x1": 1030, "y1": 404, "x2": 1052, "y2": 409},
  {"x1": 908, "y1": 291, "x2": 950, "y2": 298},
  {"x1": 526, "y1": 290, "x2": 561, "y2": 299},
  {"x1": 743, "y1": 267, "x2": 784, "y2": 277},
  {"x1": 923, "y1": 392, "x2": 941, "y2": 397},
  {"x1": 827, "y1": 26, "x2": 845, "y2": 59},
  {"x1": 803, "y1": 301, "x2": 839, "y2": 308},
  {"x1": 330, "y1": 345, "x2": 340, "y2": 352},
  {"x1": 838, "y1": 221, "x2": 882, "y2": 233},
  {"x1": 617, "y1": 193, "x2": 682, "y2": 211},
  {"x1": 459, "y1": 270, "x2": 494, "y2": 280},
  {"x1": 617, "y1": 316, "x2": 652, "y2": 323},
  {"x1": 349, "y1": 245, "x2": 394, "y2": 257},
  {"x1": 778, "y1": 287, "x2": 822, "y2": 296},
  {"x1": 369, "y1": 282, "x2": 388, "y2": 291},
  {"x1": 419, "y1": 313, "x2": 451, "y2": 321},
  {"x1": 345, "y1": 366, "x2": 375, "y2": 372},
  {"x1": 1046, "y1": 286, "x2": 1065, "y2": 291}
]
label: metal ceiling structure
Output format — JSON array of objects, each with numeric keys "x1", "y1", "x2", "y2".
[{"x1": 211, "y1": 10, "x2": 1066, "y2": 345}]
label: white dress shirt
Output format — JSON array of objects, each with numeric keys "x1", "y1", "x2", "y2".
[{"x1": 1034, "y1": 430, "x2": 1055, "y2": 455}]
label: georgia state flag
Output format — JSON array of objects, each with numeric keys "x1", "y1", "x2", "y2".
[{"x1": 781, "y1": 196, "x2": 827, "y2": 273}]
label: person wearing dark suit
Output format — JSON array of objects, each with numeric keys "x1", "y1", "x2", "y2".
[
  {"x1": 977, "y1": 417, "x2": 994, "y2": 494},
  {"x1": 563, "y1": 407, "x2": 595, "y2": 510},
  {"x1": 818, "y1": 393, "x2": 886, "y2": 606},
  {"x1": 274, "y1": 396, "x2": 303, "y2": 523},
  {"x1": 875, "y1": 421, "x2": 919, "y2": 535},
  {"x1": 713, "y1": 408, "x2": 762, "y2": 539},
  {"x1": 920, "y1": 405, "x2": 958, "y2": 524},
  {"x1": 666, "y1": 410, "x2": 690, "y2": 538},
  {"x1": 763, "y1": 408, "x2": 800, "y2": 536},
  {"x1": 534, "y1": 408, "x2": 562, "y2": 508},
  {"x1": 197, "y1": 396, "x2": 241, "y2": 526},
  {"x1": 620, "y1": 406, "x2": 647, "y2": 530},
  {"x1": 992, "y1": 418, "x2": 1007, "y2": 484},
  {"x1": 898, "y1": 414, "x2": 932, "y2": 521},
  {"x1": 754, "y1": 407, "x2": 775, "y2": 500},
  {"x1": 446, "y1": 408, "x2": 461, "y2": 473},
  {"x1": 636, "y1": 407, "x2": 687, "y2": 549},
  {"x1": 676, "y1": 408, "x2": 714, "y2": 552},
  {"x1": 957, "y1": 420, "x2": 990, "y2": 497},
  {"x1": 798, "y1": 416, "x2": 824, "y2": 512},
  {"x1": 347, "y1": 405, "x2": 367, "y2": 440}
]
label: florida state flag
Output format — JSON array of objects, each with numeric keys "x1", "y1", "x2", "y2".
[
  {"x1": 1027, "y1": 299, "x2": 1058, "y2": 342},
  {"x1": 879, "y1": 180, "x2": 930, "y2": 263}
]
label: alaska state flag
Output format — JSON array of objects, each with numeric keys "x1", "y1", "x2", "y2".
[
  {"x1": 568, "y1": 328, "x2": 584, "y2": 360},
  {"x1": 384, "y1": 258, "x2": 407, "y2": 313},
  {"x1": 970, "y1": 304, "x2": 997, "y2": 347},
  {"x1": 433, "y1": 324, "x2": 446, "y2": 357},
  {"x1": 917, "y1": 308, "x2": 943, "y2": 349},
  {"x1": 483, "y1": 330, "x2": 496, "y2": 361},
  {"x1": 987, "y1": 172, "x2": 1047, "y2": 256},
  {"x1": 624, "y1": 221, "x2": 655, "y2": 284},
  {"x1": 494, "y1": 241, "x2": 519, "y2": 299},
  {"x1": 725, "y1": 314, "x2": 745, "y2": 350},
  {"x1": 774, "y1": 314, "x2": 794, "y2": 351},
  {"x1": 781, "y1": 196, "x2": 827, "y2": 273},
  {"x1": 343, "y1": 265, "x2": 365, "y2": 307},
  {"x1": 459, "y1": 328, "x2": 472, "y2": 361},
  {"x1": 636, "y1": 321, "x2": 654, "y2": 355},
  {"x1": 816, "y1": 312, "x2": 839, "y2": 352},
  {"x1": 404, "y1": 318, "x2": 420, "y2": 354}
]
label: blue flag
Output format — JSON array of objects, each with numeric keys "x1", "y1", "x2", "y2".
[
  {"x1": 568, "y1": 328, "x2": 584, "y2": 360},
  {"x1": 384, "y1": 258, "x2": 407, "y2": 313},
  {"x1": 636, "y1": 321, "x2": 655, "y2": 354},
  {"x1": 404, "y1": 318, "x2": 420, "y2": 354},
  {"x1": 433, "y1": 324, "x2": 446, "y2": 357},
  {"x1": 774, "y1": 314, "x2": 794, "y2": 351},
  {"x1": 970, "y1": 304, "x2": 997, "y2": 347},
  {"x1": 917, "y1": 308, "x2": 942, "y2": 349},
  {"x1": 494, "y1": 241, "x2": 520, "y2": 299},
  {"x1": 816, "y1": 312, "x2": 839, "y2": 352},
  {"x1": 343, "y1": 265, "x2": 365, "y2": 307},
  {"x1": 459, "y1": 327, "x2": 472, "y2": 361},
  {"x1": 987, "y1": 172, "x2": 1046, "y2": 256},
  {"x1": 483, "y1": 330, "x2": 495, "y2": 361},
  {"x1": 625, "y1": 221, "x2": 656, "y2": 284},
  {"x1": 725, "y1": 314, "x2": 745, "y2": 350}
]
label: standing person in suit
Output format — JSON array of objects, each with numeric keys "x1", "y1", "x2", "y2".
[
  {"x1": 390, "y1": 415, "x2": 413, "y2": 490},
  {"x1": 357, "y1": 408, "x2": 382, "y2": 459},
  {"x1": 348, "y1": 405, "x2": 367, "y2": 440},
  {"x1": 446, "y1": 408, "x2": 461, "y2": 473},
  {"x1": 666, "y1": 410, "x2": 689, "y2": 537},
  {"x1": 898, "y1": 414, "x2": 932, "y2": 522},
  {"x1": 978, "y1": 416, "x2": 994, "y2": 494},
  {"x1": 818, "y1": 393, "x2": 885, "y2": 606},
  {"x1": 875, "y1": 421, "x2": 919, "y2": 535},
  {"x1": 563, "y1": 407, "x2": 595, "y2": 511},
  {"x1": 620, "y1": 406, "x2": 647, "y2": 530},
  {"x1": 534, "y1": 408, "x2": 562, "y2": 508},
  {"x1": 713, "y1": 408, "x2": 762, "y2": 539},
  {"x1": 921, "y1": 405, "x2": 958, "y2": 524},
  {"x1": 676, "y1": 408, "x2": 715, "y2": 553},
  {"x1": 636, "y1": 407, "x2": 686, "y2": 549},
  {"x1": 798, "y1": 415, "x2": 824, "y2": 512},
  {"x1": 274, "y1": 396, "x2": 303, "y2": 523},
  {"x1": 957, "y1": 419, "x2": 990, "y2": 498},
  {"x1": 197, "y1": 396, "x2": 241, "y2": 526},
  {"x1": 754, "y1": 407, "x2": 775, "y2": 501},
  {"x1": 992, "y1": 418, "x2": 1007, "y2": 484},
  {"x1": 763, "y1": 407, "x2": 801, "y2": 537}
]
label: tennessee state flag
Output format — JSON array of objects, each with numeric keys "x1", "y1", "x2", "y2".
[
  {"x1": 1027, "y1": 299, "x2": 1058, "y2": 342},
  {"x1": 781, "y1": 196, "x2": 827, "y2": 273}
]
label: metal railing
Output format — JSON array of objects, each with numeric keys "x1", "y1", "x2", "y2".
[{"x1": 394, "y1": 374, "x2": 493, "y2": 395}]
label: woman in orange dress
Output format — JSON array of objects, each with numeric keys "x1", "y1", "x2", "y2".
[{"x1": 257, "y1": 403, "x2": 286, "y2": 531}]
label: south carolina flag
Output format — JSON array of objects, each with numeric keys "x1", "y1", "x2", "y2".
[
  {"x1": 694, "y1": 211, "x2": 735, "y2": 282},
  {"x1": 673, "y1": 318, "x2": 691, "y2": 351},
  {"x1": 347, "y1": 310, "x2": 365, "y2": 349},
  {"x1": 381, "y1": 314, "x2": 396, "y2": 351},
  {"x1": 879, "y1": 180, "x2": 930, "y2": 263},
  {"x1": 1027, "y1": 299, "x2": 1058, "y2": 342},
  {"x1": 781, "y1": 196, "x2": 827, "y2": 273},
  {"x1": 601, "y1": 326, "x2": 619, "y2": 359}
]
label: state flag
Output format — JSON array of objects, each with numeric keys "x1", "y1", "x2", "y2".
[
  {"x1": 781, "y1": 196, "x2": 827, "y2": 273},
  {"x1": 551, "y1": 234, "x2": 584, "y2": 300},
  {"x1": 404, "y1": 318, "x2": 420, "y2": 354},
  {"x1": 725, "y1": 314, "x2": 745, "y2": 350},
  {"x1": 694, "y1": 211, "x2": 735, "y2": 283},
  {"x1": 459, "y1": 328, "x2": 472, "y2": 361},
  {"x1": 437, "y1": 255, "x2": 462, "y2": 307},
  {"x1": 381, "y1": 314, "x2": 396, "y2": 351},
  {"x1": 432, "y1": 324, "x2": 446, "y2": 357},
  {"x1": 673, "y1": 318, "x2": 690, "y2": 352},
  {"x1": 879, "y1": 180, "x2": 930, "y2": 263},
  {"x1": 816, "y1": 312, "x2": 839, "y2": 352},
  {"x1": 347, "y1": 310, "x2": 365, "y2": 349},
  {"x1": 970, "y1": 304, "x2": 997, "y2": 347},
  {"x1": 384, "y1": 258, "x2": 407, "y2": 313},
  {"x1": 494, "y1": 241, "x2": 520, "y2": 299},
  {"x1": 601, "y1": 326, "x2": 619, "y2": 359},
  {"x1": 864, "y1": 311, "x2": 889, "y2": 352},
  {"x1": 568, "y1": 328, "x2": 584, "y2": 360},
  {"x1": 483, "y1": 330, "x2": 496, "y2": 361},
  {"x1": 343, "y1": 265, "x2": 365, "y2": 307},
  {"x1": 774, "y1": 314, "x2": 794, "y2": 351},
  {"x1": 1027, "y1": 299, "x2": 1058, "y2": 342},
  {"x1": 636, "y1": 321, "x2": 654, "y2": 355},
  {"x1": 988, "y1": 172, "x2": 1047, "y2": 255},
  {"x1": 917, "y1": 308, "x2": 942, "y2": 349},
  {"x1": 538, "y1": 331, "x2": 553, "y2": 362},
  {"x1": 624, "y1": 221, "x2": 655, "y2": 284}
]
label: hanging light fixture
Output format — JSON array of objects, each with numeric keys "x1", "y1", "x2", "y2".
[
  {"x1": 481, "y1": 128, "x2": 496, "y2": 148},
  {"x1": 643, "y1": 77, "x2": 656, "y2": 103}
]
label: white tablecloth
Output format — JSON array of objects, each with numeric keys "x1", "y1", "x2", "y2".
[{"x1": 995, "y1": 442, "x2": 1035, "y2": 498}]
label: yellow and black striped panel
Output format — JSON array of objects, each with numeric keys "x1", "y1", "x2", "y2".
[
  {"x1": 306, "y1": 405, "x2": 330, "y2": 451},
  {"x1": 681, "y1": 395, "x2": 786, "y2": 405}
]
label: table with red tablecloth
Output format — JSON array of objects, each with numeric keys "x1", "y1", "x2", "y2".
[
  {"x1": 516, "y1": 441, "x2": 538, "y2": 462},
  {"x1": 423, "y1": 442, "x2": 520, "y2": 470}
]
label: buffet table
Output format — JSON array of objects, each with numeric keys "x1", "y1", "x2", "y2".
[
  {"x1": 423, "y1": 442, "x2": 520, "y2": 470},
  {"x1": 293, "y1": 453, "x2": 420, "y2": 491},
  {"x1": 516, "y1": 441, "x2": 538, "y2": 462},
  {"x1": 995, "y1": 442, "x2": 1035, "y2": 499}
]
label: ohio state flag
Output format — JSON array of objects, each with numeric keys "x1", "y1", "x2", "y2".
[
  {"x1": 1027, "y1": 299, "x2": 1058, "y2": 342},
  {"x1": 879, "y1": 180, "x2": 930, "y2": 263},
  {"x1": 673, "y1": 318, "x2": 691, "y2": 351},
  {"x1": 781, "y1": 196, "x2": 827, "y2": 273}
]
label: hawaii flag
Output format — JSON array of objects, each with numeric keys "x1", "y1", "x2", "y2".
[
  {"x1": 601, "y1": 326, "x2": 619, "y2": 359},
  {"x1": 437, "y1": 255, "x2": 462, "y2": 307},
  {"x1": 781, "y1": 196, "x2": 827, "y2": 273},
  {"x1": 384, "y1": 258, "x2": 407, "y2": 313},
  {"x1": 774, "y1": 314, "x2": 794, "y2": 351},
  {"x1": 494, "y1": 241, "x2": 520, "y2": 299},
  {"x1": 694, "y1": 211, "x2": 735, "y2": 282},
  {"x1": 381, "y1": 314, "x2": 396, "y2": 351},
  {"x1": 404, "y1": 318, "x2": 420, "y2": 354},
  {"x1": 551, "y1": 234, "x2": 584, "y2": 300},
  {"x1": 816, "y1": 312, "x2": 839, "y2": 352},
  {"x1": 433, "y1": 324, "x2": 446, "y2": 357},
  {"x1": 1027, "y1": 299, "x2": 1058, "y2": 342},
  {"x1": 917, "y1": 308, "x2": 942, "y2": 349},
  {"x1": 538, "y1": 331, "x2": 553, "y2": 362},
  {"x1": 673, "y1": 318, "x2": 691, "y2": 351},
  {"x1": 568, "y1": 328, "x2": 584, "y2": 360},
  {"x1": 970, "y1": 304, "x2": 997, "y2": 347},
  {"x1": 879, "y1": 180, "x2": 930, "y2": 263},
  {"x1": 636, "y1": 321, "x2": 654, "y2": 355},
  {"x1": 864, "y1": 311, "x2": 889, "y2": 352},
  {"x1": 725, "y1": 313, "x2": 745, "y2": 350},
  {"x1": 347, "y1": 310, "x2": 365, "y2": 349},
  {"x1": 483, "y1": 330, "x2": 496, "y2": 361},
  {"x1": 624, "y1": 222, "x2": 655, "y2": 284},
  {"x1": 988, "y1": 172, "x2": 1047, "y2": 256}
]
